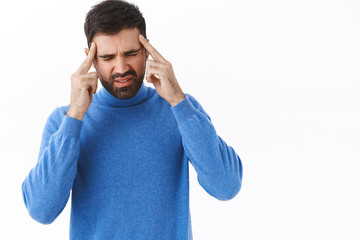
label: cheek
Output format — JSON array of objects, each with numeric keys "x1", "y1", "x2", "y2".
[
  {"x1": 95, "y1": 62, "x2": 111, "y2": 77},
  {"x1": 132, "y1": 57, "x2": 146, "y2": 73}
]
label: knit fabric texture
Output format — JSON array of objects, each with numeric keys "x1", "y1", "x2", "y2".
[{"x1": 22, "y1": 82, "x2": 243, "y2": 239}]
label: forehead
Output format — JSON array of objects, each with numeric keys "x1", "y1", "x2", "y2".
[{"x1": 93, "y1": 28, "x2": 141, "y2": 53}]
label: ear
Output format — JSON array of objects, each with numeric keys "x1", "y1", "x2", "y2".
[{"x1": 84, "y1": 48, "x2": 95, "y2": 68}]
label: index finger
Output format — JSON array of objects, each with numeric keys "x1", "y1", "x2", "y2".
[
  {"x1": 139, "y1": 35, "x2": 166, "y2": 63},
  {"x1": 77, "y1": 42, "x2": 97, "y2": 74}
]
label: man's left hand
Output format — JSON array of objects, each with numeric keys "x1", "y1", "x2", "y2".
[{"x1": 139, "y1": 34, "x2": 185, "y2": 107}]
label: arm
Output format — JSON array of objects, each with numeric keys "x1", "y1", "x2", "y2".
[
  {"x1": 22, "y1": 42, "x2": 98, "y2": 224},
  {"x1": 171, "y1": 95, "x2": 243, "y2": 201},
  {"x1": 138, "y1": 35, "x2": 242, "y2": 200},
  {"x1": 21, "y1": 108, "x2": 82, "y2": 224}
]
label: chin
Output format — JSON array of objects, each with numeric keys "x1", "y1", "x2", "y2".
[{"x1": 103, "y1": 79, "x2": 143, "y2": 100}]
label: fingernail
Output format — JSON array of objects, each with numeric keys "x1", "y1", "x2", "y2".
[{"x1": 91, "y1": 42, "x2": 94, "y2": 49}]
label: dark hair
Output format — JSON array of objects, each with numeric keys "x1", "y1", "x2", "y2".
[{"x1": 84, "y1": 0, "x2": 146, "y2": 48}]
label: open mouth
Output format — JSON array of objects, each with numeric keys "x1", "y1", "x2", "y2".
[{"x1": 114, "y1": 77, "x2": 133, "y2": 87}]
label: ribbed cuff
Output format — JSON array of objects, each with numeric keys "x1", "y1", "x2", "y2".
[{"x1": 57, "y1": 115, "x2": 83, "y2": 139}]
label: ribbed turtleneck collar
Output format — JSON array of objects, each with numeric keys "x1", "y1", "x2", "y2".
[{"x1": 94, "y1": 82, "x2": 152, "y2": 108}]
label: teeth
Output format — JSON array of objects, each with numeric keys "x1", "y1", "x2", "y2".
[{"x1": 117, "y1": 79, "x2": 129, "y2": 83}]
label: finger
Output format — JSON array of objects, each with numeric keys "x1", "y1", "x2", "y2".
[
  {"x1": 146, "y1": 59, "x2": 163, "y2": 68},
  {"x1": 146, "y1": 68, "x2": 160, "y2": 83},
  {"x1": 81, "y1": 75, "x2": 98, "y2": 83},
  {"x1": 139, "y1": 34, "x2": 167, "y2": 63},
  {"x1": 146, "y1": 65, "x2": 161, "y2": 76},
  {"x1": 91, "y1": 79, "x2": 98, "y2": 94},
  {"x1": 145, "y1": 67, "x2": 153, "y2": 83},
  {"x1": 80, "y1": 71, "x2": 98, "y2": 86},
  {"x1": 84, "y1": 71, "x2": 98, "y2": 79},
  {"x1": 77, "y1": 42, "x2": 97, "y2": 74},
  {"x1": 146, "y1": 60, "x2": 163, "y2": 82},
  {"x1": 146, "y1": 74, "x2": 160, "y2": 84},
  {"x1": 81, "y1": 78, "x2": 98, "y2": 95}
]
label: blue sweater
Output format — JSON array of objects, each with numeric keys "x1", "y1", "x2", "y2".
[{"x1": 22, "y1": 82, "x2": 243, "y2": 239}]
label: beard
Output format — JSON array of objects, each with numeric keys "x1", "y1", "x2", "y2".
[{"x1": 98, "y1": 69, "x2": 145, "y2": 100}]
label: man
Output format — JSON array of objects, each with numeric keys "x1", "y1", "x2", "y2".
[{"x1": 21, "y1": 0, "x2": 243, "y2": 239}]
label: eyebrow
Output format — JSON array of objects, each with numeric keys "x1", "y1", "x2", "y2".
[{"x1": 98, "y1": 48, "x2": 142, "y2": 58}]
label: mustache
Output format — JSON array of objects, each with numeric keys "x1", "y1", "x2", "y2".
[{"x1": 110, "y1": 70, "x2": 137, "y2": 81}]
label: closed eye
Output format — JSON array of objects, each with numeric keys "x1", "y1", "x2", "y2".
[
  {"x1": 124, "y1": 49, "x2": 142, "y2": 57},
  {"x1": 99, "y1": 55, "x2": 114, "y2": 61},
  {"x1": 98, "y1": 48, "x2": 142, "y2": 60},
  {"x1": 125, "y1": 53, "x2": 138, "y2": 57}
]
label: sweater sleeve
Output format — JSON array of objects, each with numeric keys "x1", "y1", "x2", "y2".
[
  {"x1": 21, "y1": 107, "x2": 82, "y2": 224},
  {"x1": 171, "y1": 94, "x2": 243, "y2": 201}
]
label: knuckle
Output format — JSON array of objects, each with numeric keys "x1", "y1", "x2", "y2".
[
  {"x1": 70, "y1": 73, "x2": 77, "y2": 81},
  {"x1": 78, "y1": 74, "x2": 85, "y2": 81},
  {"x1": 78, "y1": 75, "x2": 88, "y2": 84},
  {"x1": 88, "y1": 72, "x2": 97, "y2": 79},
  {"x1": 79, "y1": 81, "x2": 88, "y2": 89}
]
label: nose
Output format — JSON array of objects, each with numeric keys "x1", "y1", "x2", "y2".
[{"x1": 113, "y1": 55, "x2": 130, "y2": 74}]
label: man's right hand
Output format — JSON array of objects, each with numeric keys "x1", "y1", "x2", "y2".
[{"x1": 66, "y1": 42, "x2": 98, "y2": 121}]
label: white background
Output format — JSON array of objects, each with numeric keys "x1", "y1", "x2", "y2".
[{"x1": 1, "y1": 0, "x2": 359, "y2": 239}]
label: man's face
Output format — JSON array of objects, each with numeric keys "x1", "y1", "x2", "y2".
[{"x1": 90, "y1": 28, "x2": 149, "y2": 99}]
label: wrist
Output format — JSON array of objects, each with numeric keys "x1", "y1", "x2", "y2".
[
  {"x1": 169, "y1": 93, "x2": 186, "y2": 107},
  {"x1": 66, "y1": 106, "x2": 85, "y2": 121}
]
